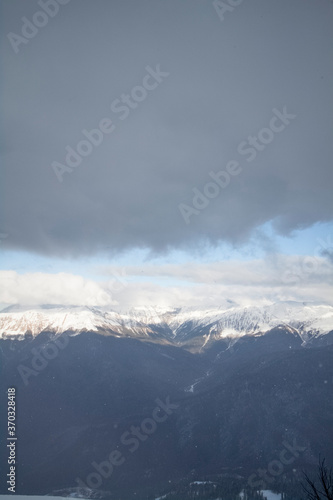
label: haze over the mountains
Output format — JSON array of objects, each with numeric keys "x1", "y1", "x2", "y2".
[{"x1": 1, "y1": 251, "x2": 333, "y2": 311}]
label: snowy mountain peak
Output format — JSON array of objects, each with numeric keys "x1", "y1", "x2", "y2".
[{"x1": 0, "y1": 302, "x2": 332, "y2": 343}]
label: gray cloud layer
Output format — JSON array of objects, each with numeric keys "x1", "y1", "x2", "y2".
[{"x1": 1, "y1": 0, "x2": 332, "y2": 256}]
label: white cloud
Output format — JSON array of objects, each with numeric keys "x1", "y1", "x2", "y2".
[
  {"x1": 0, "y1": 271, "x2": 115, "y2": 307},
  {"x1": 0, "y1": 254, "x2": 332, "y2": 309},
  {"x1": 99, "y1": 254, "x2": 333, "y2": 286}
]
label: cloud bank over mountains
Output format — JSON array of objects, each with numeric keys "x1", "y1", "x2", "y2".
[{"x1": 1, "y1": 253, "x2": 332, "y2": 309}]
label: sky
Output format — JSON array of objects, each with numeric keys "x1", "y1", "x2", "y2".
[{"x1": 0, "y1": 0, "x2": 333, "y2": 309}]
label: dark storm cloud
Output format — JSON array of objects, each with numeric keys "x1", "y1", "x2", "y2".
[{"x1": 1, "y1": 0, "x2": 332, "y2": 256}]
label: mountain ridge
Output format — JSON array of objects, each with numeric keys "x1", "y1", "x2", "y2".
[{"x1": 1, "y1": 302, "x2": 332, "y2": 350}]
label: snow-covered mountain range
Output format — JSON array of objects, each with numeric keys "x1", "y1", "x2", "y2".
[
  {"x1": 0, "y1": 301, "x2": 332, "y2": 345},
  {"x1": 1, "y1": 303, "x2": 333, "y2": 496}
]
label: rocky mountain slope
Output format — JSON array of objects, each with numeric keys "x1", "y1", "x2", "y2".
[{"x1": 0, "y1": 326, "x2": 332, "y2": 499}]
